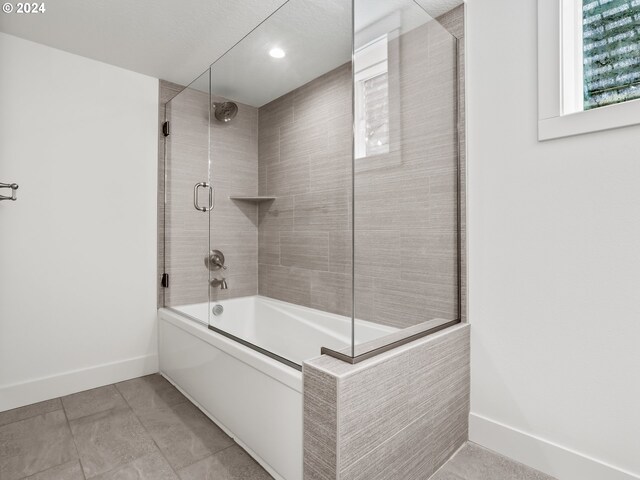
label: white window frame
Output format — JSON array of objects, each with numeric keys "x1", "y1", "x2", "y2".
[{"x1": 538, "y1": 0, "x2": 640, "y2": 140}]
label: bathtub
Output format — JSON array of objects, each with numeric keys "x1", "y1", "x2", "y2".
[{"x1": 158, "y1": 295, "x2": 396, "y2": 480}]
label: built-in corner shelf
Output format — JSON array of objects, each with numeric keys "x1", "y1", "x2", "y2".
[{"x1": 229, "y1": 196, "x2": 276, "y2": 203}]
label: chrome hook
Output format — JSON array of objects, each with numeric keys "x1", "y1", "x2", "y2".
[{"x1": 0, "y1": 182, "x2": 18, "y2": 201}]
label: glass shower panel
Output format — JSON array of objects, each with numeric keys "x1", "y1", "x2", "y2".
[
  {"x1": 352, "y1": 0, "x2": 461, "y2": 356},
  {"x1": 204, "y1": 0, "x2": 354, "y2": 368},
  {"x1": 163, "y1": 69, "x2": 212, "y2": 318}
]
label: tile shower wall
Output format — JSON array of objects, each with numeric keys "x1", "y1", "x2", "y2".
[
  {"x1": 160, "y1": 82, "x2": 259, "y2": 306},
  {"x1": 209, "y1": 95, "x2": 260, "y2": 301},
  {"x1": 257, "y1": 63, "x2": 353, "y2": 313},
  {"x1": 257, "y1": 9, "x2": 465, "y2": 328}
]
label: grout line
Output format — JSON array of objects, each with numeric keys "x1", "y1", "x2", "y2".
[
  {"x1": 114, "y1": 378, "x2": 183, "y2": 479},
  {"x1": 16, "y1": 459, "x2": 86, "y2": 480},
  {"x1": 61, "y1": 401, "x2": 86, "y2": 480},
  {"x1": 58, "y1": 385, "x2": 129, "y2": 423},
  {"x1": 0, "y1": 400, "x2": 63, "y2": 429},
  {"x1": 176, "y1": 443, "x2": 240, "y2": 474},
  {"x1": 68, "y1": 402, "x2": 154, "y2": 479},
  {"x1": 427, "y1": 441, "x2": 468, "y2": 479}
]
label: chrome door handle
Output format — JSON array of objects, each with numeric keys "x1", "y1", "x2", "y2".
[
  {"x1": 193, "y1": 182, "x2": 213, "y2": 212},
  {"x1": 0, "y1": 182, "x2": 18, "y2": 201}
]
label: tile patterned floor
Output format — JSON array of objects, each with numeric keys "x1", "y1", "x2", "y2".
[
  {"x1": 432, "y1": 442, "x2": 557, "y2": 480},
  {"x1": 0, "y1": 374, "x2": 557, "y2": 480},
  {"x1": 0, "y1": 374, "x2": 273, "y2": 480}
]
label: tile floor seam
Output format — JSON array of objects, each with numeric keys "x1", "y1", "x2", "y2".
[
  {"x1": 16, "y1": 460, "x2": 86, "y2": 480},
  {"x1": 175, "y1": 443, "x2": 240, "y2": 477},
  {"x1": 427, "y1": 441, "x2": 468, "y2": 480},
  {"x1": 60, "y1": 404, "x2": 86, "y2": 480},
  {"x1": 464, "y1": 442, "x2": 558, "y2": 479},
  {"x1": 0, "y1": 408, "x2": 76, "y2": 480},
  {"x1": 125, "y1": 375, "x2": 239, "y2": 470},
  {"x1": 0, "y1": 399, "x2": 63, "y2": 430},
  {"x1": 116, "y1": 381, "x2": 182, "y2": 479},
  {"x1": 171, "y1": 434, "x2": 239, "y2": 473},
  {"x1": 61, "y1": 385, "x2": 129, "y2": 423},
  {"x1": 113, "y1": 381, "x2": 192, "y2": 414},
  {"x1": 1, "y1": 377, "x2": 270, "y2": 480}
]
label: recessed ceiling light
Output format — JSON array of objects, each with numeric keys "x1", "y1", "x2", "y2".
[{"x1": 269, "y1": 47, "x2": 286, "y2": 59}]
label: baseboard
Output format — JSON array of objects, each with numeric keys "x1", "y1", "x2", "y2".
[
  {"x1": 469, "y1": 412, "x2": 640, "y2": 480},
  {"x1": 0, "y1": 354, "x2": 158, "y2": 412}
]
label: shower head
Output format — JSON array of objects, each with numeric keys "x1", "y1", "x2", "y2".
[{"x1": 213, "y1": 101, "x2": 238, "y2": 123}]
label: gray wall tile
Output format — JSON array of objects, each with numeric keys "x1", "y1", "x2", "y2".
[
  {"x1": 266, "y1": 157, "x2": 310, "y2": 195},
  {"x1": 258, "y1": 264, "x2": 312, "y2": 306},
  {"x1": 293, "y1": 188, "x2": 350, "y2": 232},
  {"x1": 337, "y1": 354, "x2": 412, "y2": 467},
  {"x1": 257, "y1": 9, "x2": 466, "y2": 330},
  {"x1": 258, "y1": 196, "x2": 294, "y2": 232},
  {"x1": 281, "y1": 232, "x2": 330, "y2": 271},
  {"x1": 303, "y1": 364, "x2": 338, "y2": 480},
  {"x1": 303, "y1": 324, "x2": 470, "y2": 480},
  {"x1": 310, "y1": 271, "x2": 353, "y2": 316},
  {"x1": 159, "y1": 83, "x2": 259, "y2": 307}
]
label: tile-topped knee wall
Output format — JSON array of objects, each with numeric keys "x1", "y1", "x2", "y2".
[
  {"x1": 257, "y1": 7, "x2": 465, "y2": 328},
  {"x1": 159, "y1": 81, "x2": 259, "y2": 307},
  {"x1": 303, "y1": 324, "x2": 470, "y2": 480}
]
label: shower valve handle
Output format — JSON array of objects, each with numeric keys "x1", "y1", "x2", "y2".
[{"x1": 205, "y1": 250, "x2": 228, "y2": 271}]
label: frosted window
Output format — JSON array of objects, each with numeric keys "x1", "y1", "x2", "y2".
[
  {"x1": 362, "y1": 72, "x2": 389, "y2": 156},
  {"x1": 583, "y1": 0, "x2": 640, "y2": 109},
  {"x1": 354, "y1": 35, "x2": 389, "y2": 159}
]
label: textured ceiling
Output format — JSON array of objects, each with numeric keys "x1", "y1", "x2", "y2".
[{"x1": 0, "y1": 0, "x2": 463, "y2": 106}]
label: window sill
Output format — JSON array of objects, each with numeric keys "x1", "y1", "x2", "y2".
[{"x1": 538, "y1": 97, "x2": 640, "y2": 141}]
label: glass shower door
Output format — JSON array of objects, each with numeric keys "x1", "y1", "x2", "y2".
[
  {"x1": 350, "y1": 0, "x2": 462, "y2": 358},
  {"x1": 163, "y1": 69, "x2": 212, "y2": 322}
]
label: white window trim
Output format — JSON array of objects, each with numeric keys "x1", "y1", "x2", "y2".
[
  {"x1": 538, "y1": 0, "x2": 640, "y2": 141},
  {"x1": 561, "y1": 0, "x2": 583, "y2": 115}
]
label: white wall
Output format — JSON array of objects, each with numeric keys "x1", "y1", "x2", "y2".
[
  {"x1": 0, "y1": 33, "x2": 159, "y2": 411},
  {"x1": 466, "y1": 2, "x2": 640, "y2": 479}
]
